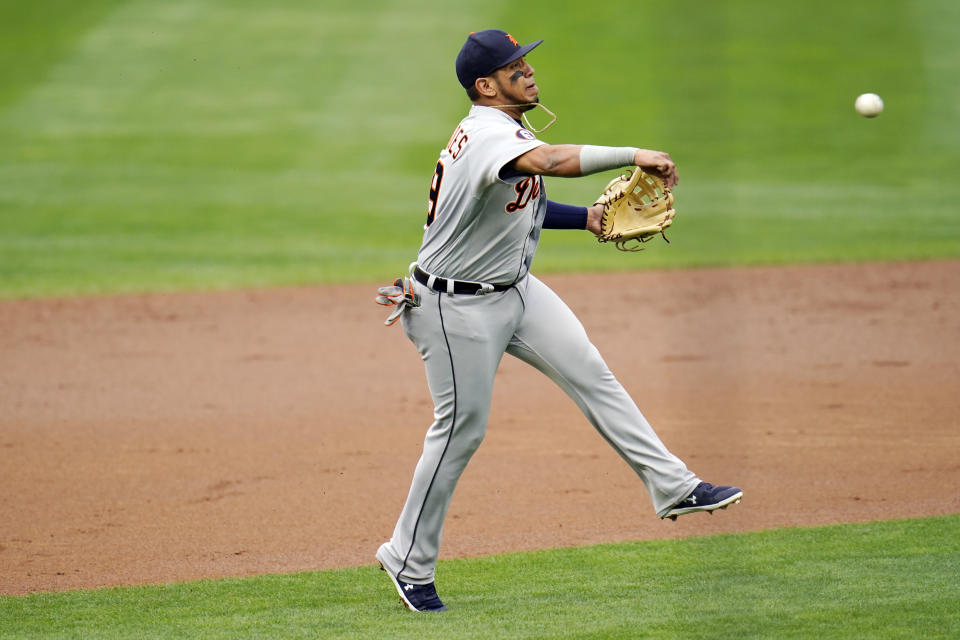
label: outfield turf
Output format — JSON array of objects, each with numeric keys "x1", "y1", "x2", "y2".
[
  {"x1": 1, "y1": 516, "x2": 958, "y2": 639},
  {"x1": 1, "y1": 0, "x2": 958, "y2": 298}
]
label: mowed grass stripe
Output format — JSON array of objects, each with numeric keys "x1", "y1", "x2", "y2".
[
  {"x1": 1, "y1": 516, "x2": 957, "y2": 639},
  {"x1": 0, "y1": 0, "x2": 130, "y2": 110}
]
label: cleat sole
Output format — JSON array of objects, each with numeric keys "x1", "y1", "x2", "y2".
[{"x1": 663, "y1": 494, "x2": 742, "y2": 521}]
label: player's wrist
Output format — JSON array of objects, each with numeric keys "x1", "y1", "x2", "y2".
[
  {"x1": 579, "y1": 145, "x2": 638, "y2": 176},
  {"x1": 586, "y1": 204, "x2": 604, "y2": 236}
]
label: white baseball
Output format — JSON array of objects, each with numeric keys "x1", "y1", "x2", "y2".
[{"x1": 855, "y1": 93, "x2": 884, "y2": 118}]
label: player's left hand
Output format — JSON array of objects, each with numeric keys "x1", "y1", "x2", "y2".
[{"x1": 586, "y1": 204, "x2": 604, "y2": 236}]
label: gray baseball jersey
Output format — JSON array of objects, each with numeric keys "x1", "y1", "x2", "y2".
[{"x1": 417, "y1": 105, "x2": 546, "y2": 285}]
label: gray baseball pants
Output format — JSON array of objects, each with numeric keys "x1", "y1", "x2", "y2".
[{"x1": 376, "y1": 273, "x2": 699, "y2": 584}]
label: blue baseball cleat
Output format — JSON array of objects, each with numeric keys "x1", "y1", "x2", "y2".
[
  {"x1": 378, "y1": 563, "x2": 447, "y2": 612},
  {"x1": 662, "y1": 482, "x2": 743, "y2": 520}
]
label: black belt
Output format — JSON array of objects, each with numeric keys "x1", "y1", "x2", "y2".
[{"x1": 413, "y1": 266, "x2": 513, "y2": 295}]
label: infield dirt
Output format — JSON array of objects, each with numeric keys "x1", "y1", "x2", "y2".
[{"x1": 2, "y1": 261, "x2": 958, "y2": 595}]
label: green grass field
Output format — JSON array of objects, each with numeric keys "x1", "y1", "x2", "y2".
[
  {"x1": 2, "y1": 516, "x2": 958, "y2": 639},
  {"x1": 2, "y1": 1, "x2": 958, "y2": 637},
  {"x1": 1, "y1": 0, "x2": 958, "y2": 297}
]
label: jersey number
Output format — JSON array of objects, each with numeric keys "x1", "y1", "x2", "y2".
[{"x1": 426, "y1": 161, "x2": 444, "y2": 227}]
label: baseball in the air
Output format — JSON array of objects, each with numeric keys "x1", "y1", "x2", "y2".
[{"x1": 854, "y1": 93, "x2": 884, "y2": 118}]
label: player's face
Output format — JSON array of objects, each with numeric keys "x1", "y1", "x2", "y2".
[{"x1": 494, "y1": 57, "x2": 538, "y2": 108}]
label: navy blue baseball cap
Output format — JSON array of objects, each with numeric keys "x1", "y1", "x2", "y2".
[{"x1": 455, "y1": 29, "x2": 543, "y2": 89}]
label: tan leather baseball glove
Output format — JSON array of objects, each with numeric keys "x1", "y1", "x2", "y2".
[{"x1": 595, "y1": 167, "x2": 676, "y2": 252}]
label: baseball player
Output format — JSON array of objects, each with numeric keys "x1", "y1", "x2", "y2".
[{"x1": 375, "y1": 29, "x2": 742, "y2": 613}]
